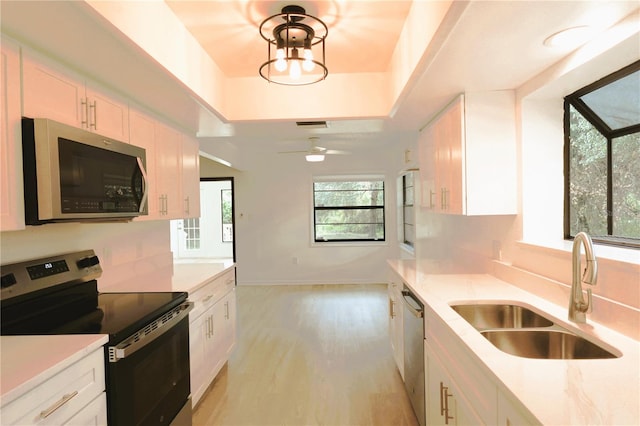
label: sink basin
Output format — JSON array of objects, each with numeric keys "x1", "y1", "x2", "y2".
[
  {"x1": 480, "y1": 330, "x2": 619, "y2": 359},
  {"x1": 450, "y1": 303, "x2": 553, "y2": 330}
]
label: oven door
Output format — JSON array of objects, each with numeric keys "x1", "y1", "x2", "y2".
[{"x1": 106, "y1": 308, "x2": 192, "y2": 426}]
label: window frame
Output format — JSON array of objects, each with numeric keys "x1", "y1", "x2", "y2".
[
  {"x1": 401, "y1": 173, "x2": 415, "y2": 247},
  {"x1": 564, "y1": 60, "x2": 640, "y2": 249},
  {"x1": 312, "y1": 175, "x2": 386, "y2": 243}
]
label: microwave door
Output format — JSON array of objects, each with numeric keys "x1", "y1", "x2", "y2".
[{"x1": 134, "y1": 157, "x2": 148, "y2": 214}]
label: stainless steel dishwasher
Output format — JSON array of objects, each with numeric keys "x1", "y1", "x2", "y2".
[{"x1": 402, "y1": 285, "x2": 425, "y2": 426}]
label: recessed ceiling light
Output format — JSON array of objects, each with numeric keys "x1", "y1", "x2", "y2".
[{"x1": 543, "y1": 26, "x2": 595, "y2": 48}]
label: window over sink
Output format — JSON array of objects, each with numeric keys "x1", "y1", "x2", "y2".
[{"x1": 564, "y1": 60, "x2": 639, "y2": 248}]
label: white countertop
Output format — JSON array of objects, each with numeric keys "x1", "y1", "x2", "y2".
[
  {"x1": 171, "y1": 260, "x2": 235, "y2": 293},
  {"x1": 0, "y1": 334, "x2": 108, "y2": 406},
  {"x1": 388, "y1": 259, "x2": 640, "y2": 425}
]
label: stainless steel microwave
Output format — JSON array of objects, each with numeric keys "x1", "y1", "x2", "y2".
[{"x1": 21, "y1": 117, "x2": 148, "y2": 224}]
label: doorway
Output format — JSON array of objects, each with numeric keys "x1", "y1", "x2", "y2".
[{"x1": 170, "y1": 178, "x2": 235, "y2": 262}]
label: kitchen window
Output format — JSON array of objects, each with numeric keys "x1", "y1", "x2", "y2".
[
  {"x1": 313, "y1": 176, "x2": 385, "y2": 242},
  {"x1": 402, "y1": 173, "x2": 415, "y2": 247},
  {"x1": 564, "y1": 60, "x2": 639, "y2": 248},
  {"x1": 221, "y1": 189, "x2": 233, "y2": 242}
]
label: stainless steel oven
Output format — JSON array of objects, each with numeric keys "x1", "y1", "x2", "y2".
[{"x1": 1, "y1": 250, "x2": 192, "y2": 426}]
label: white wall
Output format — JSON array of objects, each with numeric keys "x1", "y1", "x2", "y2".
[
  {"x1": 0, "y1": 220, "x2": 173, "y2": 291},
  {"x1": 200, "y1": 136, "x2": 411, "y2": 285}
]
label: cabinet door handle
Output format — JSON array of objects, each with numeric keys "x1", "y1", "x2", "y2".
[
  {"x1": 184, "y1": 196, "x2": 190, "y2": 215},
  {"x1": 429, "y1": 190, "x2": 436, "y2": 209},
  {"x1": 81, "y1": 98, "x2": 89, "y2": 128},
  {"x1": 89, "y1": 100, "x2": 97, "y2": 129},
  {"x1": 440, "y1": 382, "x2": 453, "y2": 424},
  {"x1": 224, "y1": 301, "x2": 229, "y2": 320},
  {"x1": 39, "y1": 391, "x2": 78, "y2": 419},
  {"x1": 389, "y1": 298, "x2": 395, "y2": 319}
]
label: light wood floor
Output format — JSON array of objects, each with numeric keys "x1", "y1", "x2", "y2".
[{"x1": 193, "y1": 284, "x2": 419, "y2": 426}]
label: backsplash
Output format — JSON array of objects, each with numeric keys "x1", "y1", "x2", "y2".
[{"x1": 0, "y1": 220, "x2": 173, "y2": 291}]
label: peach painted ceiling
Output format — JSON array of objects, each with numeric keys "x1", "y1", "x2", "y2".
[{"x1": 165, "y1": 1, "x2": 413, "y2": 77}]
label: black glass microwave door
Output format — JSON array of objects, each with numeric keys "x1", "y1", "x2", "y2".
[
  {"x1": 106, "y1": 317, "x2": 191, "y2": 426},
  {"x1": 58, "y1": 138, "x2": 143, "y2": 213}
]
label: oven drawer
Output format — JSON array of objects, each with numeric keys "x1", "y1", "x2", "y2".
[
  {"x1": 1, "y1": 348, "x2": 106, "y2": 425},
  {"x1": 189, "y1": 268, "x2": 235, "y2": 320}
]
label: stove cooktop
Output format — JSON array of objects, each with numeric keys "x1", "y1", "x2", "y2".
[{"x1": 0, "y1": 250, "x2": 187, "y2": 343}]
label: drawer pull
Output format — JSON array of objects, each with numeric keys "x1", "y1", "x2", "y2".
[
  {"x1": 39, "y1": 391, "x2": 78, "y2": 419},
  {"x1": 203, "y1": 295, "x2": 213, "y2": 303}
]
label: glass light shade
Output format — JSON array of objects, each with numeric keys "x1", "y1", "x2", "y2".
[{"x1": 305, "y1": 154, "x2": 325, "y2": 162}]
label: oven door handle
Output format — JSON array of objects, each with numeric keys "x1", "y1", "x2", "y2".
[{"x1": 108, "y1": 302, "x2": 193, "y2": 363}]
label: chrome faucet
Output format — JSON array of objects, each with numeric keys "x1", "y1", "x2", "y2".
[{"x1": 568, "y1": 232, "x2": 598, "y2": 323}]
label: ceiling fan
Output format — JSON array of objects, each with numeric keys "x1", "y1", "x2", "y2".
[{"x1": 278, "y1": 137, "x2": 350, "y2": 162}]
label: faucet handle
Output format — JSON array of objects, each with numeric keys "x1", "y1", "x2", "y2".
[{"x1": 586, "y1": 288, "x2": 593, "y2": 313}]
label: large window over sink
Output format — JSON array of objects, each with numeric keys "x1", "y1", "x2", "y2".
[
  {"x1": 313, "y1": 175, "x2": 385, "y2": 242},
  {"x1": 564, "y1": 60, "x2": 639, "y2": 248}
]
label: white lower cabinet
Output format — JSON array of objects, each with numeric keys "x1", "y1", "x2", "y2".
[
  {"x1": 425, "y1": 341, "x2": 485, "y2": 425},
  {"x1": 423, "y1": 303, "x2": 498, "y2": 425},
  {"x1": 0, "y1": 348, "x2": 106, "y2": 426},
  {"x1": 388, "y1": 273, "x2": 404, "y2": 380},
  {"x1": 420, "y1": 301, "x2": 540, "y2": 426},
  {"x1": 189, "y1": 268, "x2": 237, "y2": 406},
  {"x1": 498, "y1": 390, "x2": 541, "y2": 426}
]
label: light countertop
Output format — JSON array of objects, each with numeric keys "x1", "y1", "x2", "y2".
[
  {"x1": 171, "y1": 260, "x2": 235, "y2": 293},
  {"x1": 388, "y1": 259, "x2": 640, "y2": 425},
  {"x1": 0, "y1": 334, "x2": 108, "y2": 406}
]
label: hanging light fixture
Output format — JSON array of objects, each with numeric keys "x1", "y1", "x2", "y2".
[{"x1": 259, "y1": 5, "x2": 328, "y2": 86}]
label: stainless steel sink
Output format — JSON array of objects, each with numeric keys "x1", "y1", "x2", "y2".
[
  {"x1": 450, "y1": 302, "x2": 619, "y2": 360},
  {"x1": 450, "y1": 303, "x2": 553, "y2": 330},
  {"x1": 480, "y1": 330, "x2": 619, "y2": 359}
]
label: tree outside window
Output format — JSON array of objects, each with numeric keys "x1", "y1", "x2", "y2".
[
  {"x1": 313, "y1": 177, "x2": 385, "y2": 242},
  {"x1": 565, "y1": 61, "x2": 639, "y2": 247}
]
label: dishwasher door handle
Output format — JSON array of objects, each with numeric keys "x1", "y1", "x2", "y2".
[{"x1": 401, "y1": 290, "x2": 424, "y2": 318}]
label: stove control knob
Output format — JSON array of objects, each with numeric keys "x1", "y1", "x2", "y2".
[
  {"x1": 1, "y1": 273, "x2": 17, "y2": 288},
  {"x1": 77, "y1": 255, "x2": 100, "y2": 269}
]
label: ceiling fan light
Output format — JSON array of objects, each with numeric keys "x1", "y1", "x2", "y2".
[{"x1": 305, "y1": 154, "x2": 325, "y2": 162}]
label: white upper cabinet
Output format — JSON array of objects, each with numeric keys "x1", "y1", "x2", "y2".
[
  {"x1": 130, "y1": 106, "x2": 201, "y2": 221},
  {"x1": 154, "y1": 122, "x2": 183, "y2": 218},
  {"x1": 418, "y1": 92, "x2": 517, "y2": 215},
  {"x1": 22, "y1": 49, "x2": 129, "y2": 143},
  {"x1": 181, "y1": 135, "x2": 201, "y2": 219},
  {"x1": 1, "y1": 39, "x2": 25, "y2": 231}
]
